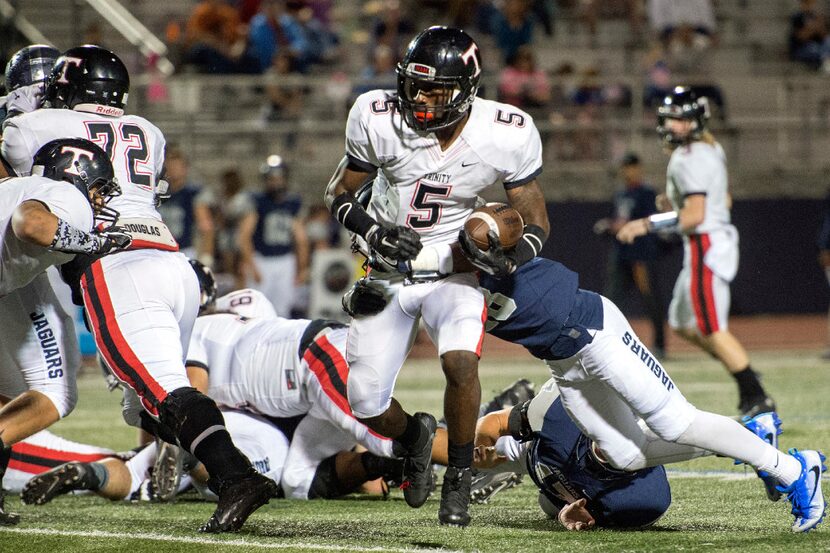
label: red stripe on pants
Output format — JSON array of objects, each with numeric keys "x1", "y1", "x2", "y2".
[
  {"x1": 12, "y1": 442, "x2": 111, "y2": 463},
  {"x1": 303, "y1": 335, "x2": 389, "y2": 441},
  {"x1": 689, "y1": 234, "x2": 719, "y2": 336},
  {"x1": 81, "y1": 261, "x2": 168, "y2": 415},
  {"x1": 475, "y1": 300, "x2": 488, "y2": 357}
]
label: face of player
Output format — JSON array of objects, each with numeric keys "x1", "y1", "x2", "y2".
[
  {"x1": 403, "y1": 78, "x2": 459, "y2": 124},
  {"x1": 664, "y1": 118, "x2": 694, "y2": 139}
]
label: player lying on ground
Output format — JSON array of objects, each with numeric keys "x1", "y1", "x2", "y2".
[{"x1": 347, "y1": 224, "x2": 827, "y2": 532}]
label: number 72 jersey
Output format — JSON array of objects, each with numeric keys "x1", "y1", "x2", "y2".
[
  {"x1": 346, "y1": 90, "x2": 543, "y2": 246},
  {"x1": 2, "y1": 107, "x2": 166, "y2": 220}
]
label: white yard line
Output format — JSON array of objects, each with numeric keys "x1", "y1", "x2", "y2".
[
  {"x1": 0, "y1": 527, "x2": 465, "y2": 553},
  {"x1": 667, "y1": 469, "x2": 830, "y2": 480}
]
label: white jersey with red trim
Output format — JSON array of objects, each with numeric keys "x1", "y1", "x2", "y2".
[
  {"x1": 215, "y1": 288, "x2": 278, "y2": 320},
  {"x1": 2, "y1": 107, "x2": 166, "y2": 221},
  {"x1": 186, "y1": 314, "x2": 392, "y2": 457},
  {"x1": 666, "y1": 141, "x2": 732, "y2": 235},
  {"x1": 0, "y1": 175, "x2": 93, "y2": 296},
  {"x1": 666, "y1": 141, "x2": 738, "y2": 281},
  {"x1": 346, "y1": 90, "x2": 542, "y2": 246}
]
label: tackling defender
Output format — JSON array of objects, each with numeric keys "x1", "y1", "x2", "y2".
[
  {"x1": 2, "y1": 45, "x2": 277, "y2": 532},
  {"x1": 617, "y1": 86, "x2": 775, "y2": 417},
  {"x1": 325, "y1": 25, "x2": 549, "y2": 526}
]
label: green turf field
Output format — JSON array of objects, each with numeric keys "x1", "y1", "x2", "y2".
[{"x1": 0, "y1": 349, "x2": 827, "y2": 552}]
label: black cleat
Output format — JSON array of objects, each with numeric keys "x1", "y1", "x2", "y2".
[
  {"x1": 479, "y1": 379, "x2": 536, "y2": 417},
  {"x1": 439, "y1": 466, "x2": 472, "y2": 527},
  {"x1": 739, "y1": 395, "x2": 777, "y2": 418},
  {"x1": 0, "y1": 489, "x2": 19, "y2": 525},
  {"x1": 199, "y1": 470, "x2": 278, "y2": 533},
  {"x1": 469, "y1": 470, "x2": 523, "y2": 504},
  {"x1": 151, "y1": 440, "x2": 184, "y2": 502},
  {"x1": 21, "y1": 461, "x2": 95, "y2": 506},
  {"x1": 400, "y1": 412, "x2": 437, "y2": 509}
]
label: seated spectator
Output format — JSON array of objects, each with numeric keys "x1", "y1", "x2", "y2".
[
  {"x1": 647, "y1": 0, "x2": 716, "y2": 50},
  {"x1": 497, "y1": 45, "x2": 551, "y2": 109},
  {"x1": 352, "y1": 44, "x2": 398, "y2": 99},
  {"x1": 287, "y1": 0, "x2": 340, "y2": 66},
  {"x1": 789, "y1": 0, "x2": 830, "y2": 72},
  {"x1": 371, "y1": 0, "x2": 415, "y2": 60},
  {"x1": 247, "y1": 0, "x2": 309, "y2": 73},
  {"x1": 491, "y1": 0, "x2": 535, "y2": 63},
  {"x1": 184, "y1": 0, "x2": 259, "y2": 73},
  {"x1": 260, "y1": 50, "x2": 307, "y2": 149}
]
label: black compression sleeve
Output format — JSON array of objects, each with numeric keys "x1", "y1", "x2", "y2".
[
  {"x1": 329, "y1": 192, "x2": 379, "y2": 238},
  {"x1": 511, "y1": 224, "x2": 547, "y2": 266}
]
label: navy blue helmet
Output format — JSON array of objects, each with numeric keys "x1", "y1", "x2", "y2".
[
  {"x1": 5, "y1": 44, "x2": 60, "y2": 92},
  {"x1": 396, "y1": 26, "x2": 482, "y2": 132}
]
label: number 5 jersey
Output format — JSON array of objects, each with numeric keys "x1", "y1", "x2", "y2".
[{"x1": 345, "y1": 90, "x2": 543, "y2": 246}]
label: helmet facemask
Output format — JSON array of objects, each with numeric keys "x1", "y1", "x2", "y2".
[
  {"x1": 396, "y1": 65, "x2": 478, "y2": 133},
  {"x1": 75, "y1": 161, "x2": 122, "y2": 228},
  {"x1": 656, "y1": 94, "x2": 710, "y2": 148}
]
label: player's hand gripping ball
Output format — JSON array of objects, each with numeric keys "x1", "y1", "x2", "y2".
[{"x1": 463, "y1": 203, "x2": 524, "y2": 251}]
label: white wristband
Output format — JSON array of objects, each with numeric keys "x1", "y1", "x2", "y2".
[
  {"x1": 409, "y1": 243, "x2": 453, "y2": 274},
  {"x1": 647, "y1": 211, "x2": 680, "y2": 232}
]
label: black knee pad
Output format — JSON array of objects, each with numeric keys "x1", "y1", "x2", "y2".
[
  {"x1": 308, "y1": 455, "x2": 346, "y2": 500},
  {"x1": 158, "y1": 387, "x2": 225, "y2": 451}
]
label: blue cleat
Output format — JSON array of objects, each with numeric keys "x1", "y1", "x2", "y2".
[
  {"x1": 779, "y1": 449, "x2": 826, "y2": 533},
  {"x1": 741, "y1": 411, "x2": 784, "y2": 501}
]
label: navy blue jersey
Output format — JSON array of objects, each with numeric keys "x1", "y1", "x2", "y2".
[
  {"x1": 818, "y1": 190, "x2": 830, "y2": 251},
  {"x1": 526, "y1": 397, "x2": 671, "y2": 528},
  {"x1": 613, "y1": 184, "x2": 659, "y2": 262},
  {"x1": 252, "y1": 193, "x2": 302, "y2": 256},
  {"x1": 479, "y1": 257, "x2": 603, "y2": 360},
  {"x1": 157, "y1": 184, "x2": 201, "y2": 250}
]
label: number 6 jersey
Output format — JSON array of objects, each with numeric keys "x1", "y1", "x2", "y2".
[
  {"x1": 346, "y1": 90, "x2": 543, "y2": 246},
  {"x1": 2, "y1": 107, "x2": 166, "y2": 220}
]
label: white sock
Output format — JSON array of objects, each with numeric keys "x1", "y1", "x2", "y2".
[{"x1": 675, "y1": 410, "x2": 801, "y2": 486}]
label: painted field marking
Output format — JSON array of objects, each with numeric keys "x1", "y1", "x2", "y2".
[{"x1": 0, "y1": 527, "x2": 465, "y2": 553}]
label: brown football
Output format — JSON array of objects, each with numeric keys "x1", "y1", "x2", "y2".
[{"x1": 464, "y1": 203, "x2": 524, "y2": 251}]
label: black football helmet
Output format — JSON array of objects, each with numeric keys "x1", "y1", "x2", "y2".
[
  {"x1": 189, "y1": 259, "x2": 217, "y2": 313},
  {"x1": 5, "y1": 44, "x2": 60, "y2": 92},
  {"x1": 31, "y1": 138, "x2": 121, "y2": 226},
  {"x1": 44, "y1": 45, "x2": 130, "y2": 114},
  {"x1": 396, "y1": 26, "x2": 482, "y2": 132},
  {"x1": 656, "y1": 86, "x2": 710, "y2": 147}
]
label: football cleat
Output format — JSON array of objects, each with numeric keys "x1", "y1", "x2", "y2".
[
  {"x1": 479, "y1": 379, "x2": 536, "y2": 418},
  {"x1": 21, "y1": 461, "x2": 96, "y2": 506},
  {"x1": 151, "y1": 440, "x2": 184, "y2": 503},
  {"x1": 469, "y1": 470, "x2": 523, "y2": 504},
  {"x1": 779, "y1": 449, "x2": 826, "y2": 533},
  {"x1": 199, "y1": 470, "x2": 278, "y2": 533},
  {"x1": 0, "y1": 489, "x2": 19, "y2": 525},
  {"x1": 741, "y1": 411, "x2": 783, "y2": 501},
  {"x1": 399, "y1": 412, "x2": 437, "y2": 509},
  {"x1": 439, "y1": 466, "x2": 472, "y2": 527},
  {"x1": 738, "y1": 395, "x2": 776, "y2": 418}
]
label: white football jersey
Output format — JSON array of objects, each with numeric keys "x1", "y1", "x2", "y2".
[
  {"x1": 2, "y1": 107, "x2": 166, "y2": 220},
  {"x1": 0, "y1": 175, "x2": 93, "y2": 296},
  {"x1": 186, "y1": 314, "x2": 313, "y2": 417},
  {"x1": 346, "y1": 90, "x2": 543, "y2": 246},
  {"x1": 215, "y1": 288, "x2": 278, "y2": 320},
  {"x1": 666, "y1": 141, "x2": 732, "y2": 235}
]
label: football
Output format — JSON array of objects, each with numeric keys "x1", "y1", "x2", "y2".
[{"x1": 464, "y1": 203, "x2": 524, "y2": 251}]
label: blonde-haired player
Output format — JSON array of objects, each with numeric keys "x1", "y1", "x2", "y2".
[{"x1": 618, "y1": 86, "x2": 775, "y2": 418}]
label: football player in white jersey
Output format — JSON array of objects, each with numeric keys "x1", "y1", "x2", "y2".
[
  {"x1": 2, "y1": 45, "x2": 278, "y2": 533},
  {"x1": 184, "y1": 312, "x2": 402, "y2": 500},
  {"x1": 325, "y1": 26, "x2": 549, "y2": 526},
  {"x1": 0, "y1": 137, "x2": 127, "y2": 523},
  {"x1": 617, "y1": 87, "x2": 776, "y2": 417}
]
